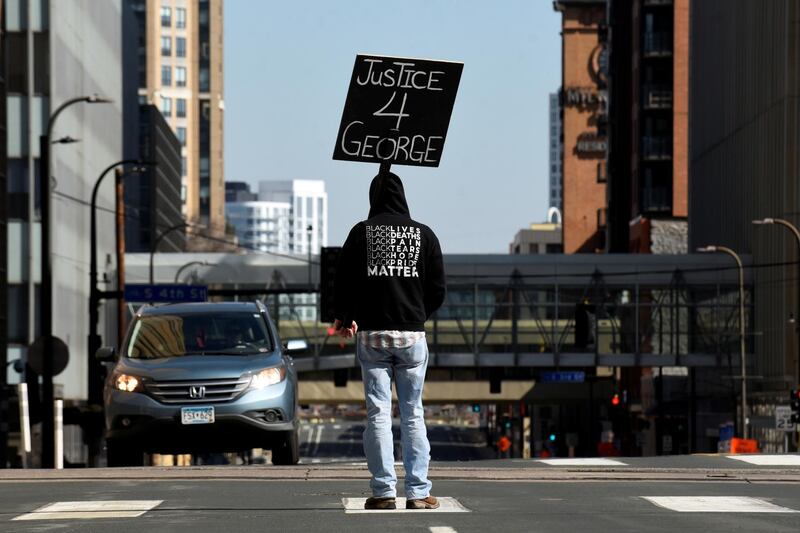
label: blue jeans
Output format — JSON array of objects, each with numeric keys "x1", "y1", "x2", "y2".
[{"x1": 357, "y1": 339, "x2": 432, "y2": 499}]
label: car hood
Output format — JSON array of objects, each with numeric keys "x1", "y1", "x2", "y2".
[{"x1": 114, "y1": 353, "x2": 283, "y2": 381}]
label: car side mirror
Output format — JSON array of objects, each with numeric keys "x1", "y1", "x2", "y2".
[
  {"x1": 284, "y1": 339, "x2": 308, "y2": 355},
  {"x1": 95, "y1": 346, "x2": 117, "y2": 362}
]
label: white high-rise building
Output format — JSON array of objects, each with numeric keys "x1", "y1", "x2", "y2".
[
  {"x1": 226, "y1": 201, "x2": 292, "y2": 254},
  {"x1": 258, "y1": 180, "x2": 328, "y2": 254},
  {"x1": 226, "y1": 180, "x2": 328, "y2": 322},
  {"x1": 549, "y1": 92, "x2": 563, "y2": 211}
]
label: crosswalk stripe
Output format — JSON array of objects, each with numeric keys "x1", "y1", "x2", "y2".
[
  {"x1": 726, "y1": 454, "x2": 800, "y2": 466},
  {"x1": 429, "y1": 527, "x2": 459, "y2": 533},
  {"x1": 641, "y1": 496, "x2": 799, "y2": 513},
  {"x1": 536, "y1": 458, "x2": 628, "y2": 466},
  {"x1": 12, "y1": 500, "x2": 163, "y2": 521},
  {"x1": 342, "y1": 497, "x2": 469, "y2": 514}
]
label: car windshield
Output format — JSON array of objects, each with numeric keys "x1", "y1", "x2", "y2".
[{"x1": 127, "y1": 312, "x2": 273, "y2": 359}]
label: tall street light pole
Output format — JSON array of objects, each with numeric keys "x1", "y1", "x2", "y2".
[
  {"x1": 698, "y1": 245, "x2": 748, "y2": 439},
  {"x1": 88, "y1": 160, "x2": 150, "y2": 407},
  {"x1": 39, "y1": 94, "x2": 112, "y2": 468},
  {"x1": 150, "y1": 223, "x2": 190, "y2": 285},
  {"x1": 174, "y1": 261, "x2": 213, "y2": 284},
  {"x1": 753, "y1": 217, "x2": 800, "y2": 388}
]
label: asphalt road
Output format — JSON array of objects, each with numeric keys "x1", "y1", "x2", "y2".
[
  {"x1": 1, "y1": 474, "x2": 799, "y2": 532},
  {"x1": 299, "y1": 420, "x2": 495, "y2": 464}
]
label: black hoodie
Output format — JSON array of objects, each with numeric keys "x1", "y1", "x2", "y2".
[{"x1": 334, "y1": 172, "x2": 446, "y2": 331}]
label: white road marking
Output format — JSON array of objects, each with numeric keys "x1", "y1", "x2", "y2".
[
  {"x1": 342, "y1": 497, "x2": 469, "y2": 514},
  {"x1": 641, "y1": 496, "x2": 799, "y2": 513},
  {"x1": 333, "y1": 424, "x2": 342, "y2": 429},
  {"x1": 13, "y1": 500, "x2": 163, "y2": 521},
  {"x1": 726, "y1": 454, "x2": 800, "y2": 466},
  {"x1": 536, "y1": 458, "x2": 628, "y2": 466},
  {"x1": 430, "y1": 527, "x2": 459, "y2": 533}
]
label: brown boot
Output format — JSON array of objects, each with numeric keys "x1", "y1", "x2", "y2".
[
  {"x1": 406, "y1": 496, "x2": 440, "y2": 509},
  {"x1": 364, "y1": 497, "x2": 396, "y2": 510}
]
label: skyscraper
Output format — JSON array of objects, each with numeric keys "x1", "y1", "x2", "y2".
[
  {"x1": 127, "y1": 0, "x2": 225, "y2": 244},
  {"x1": 605, "y1": 0, "x2": 689, "y2": 254},
  {"x1": 548, "y1": 92, "x2": 563, "y2": 212},
  {"x1": 258, "y1": 180, "x2": 328, "y2": 255},
  {"x1": 4, "y1": 0, "x2": 125, "y2": 401}
]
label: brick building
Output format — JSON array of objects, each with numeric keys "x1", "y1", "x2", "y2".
[{"x1": 553, "y1": 0, "x2": 608, "y2": 253}]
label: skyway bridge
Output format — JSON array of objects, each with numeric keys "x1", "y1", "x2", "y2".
[{"x1": 127, "y1": 252, "x2": 753, "y2": 373}]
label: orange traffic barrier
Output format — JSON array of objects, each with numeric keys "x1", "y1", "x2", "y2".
[{"x1": 729, "y1": 438, "x2": 759, "y2": 454}]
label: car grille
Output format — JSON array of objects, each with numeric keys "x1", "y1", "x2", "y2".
[{"x1": 144, "y1": 377, "x2": 251, "y2": 404}]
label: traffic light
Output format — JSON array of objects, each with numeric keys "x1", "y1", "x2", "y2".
[
  {"x1": 471, "y1": 403, "x2": 481, "y2": 413},
  {"x1": 319, "y1": 247, "x2": 342, "y2": 323},
  {"x1": 549, "y1": 432, "x2": 556, "y2": 442},
  {"x1": 611, "y1": 393, "x2": 620, "y2": 406},
  {"x1": 791, "y1": 389, "x2": 800, "y2": 423}
]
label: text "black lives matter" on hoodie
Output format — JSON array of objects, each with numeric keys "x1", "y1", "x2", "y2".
[{"x1": 334, "y1": 172, "x2": 446, "y2": 332}]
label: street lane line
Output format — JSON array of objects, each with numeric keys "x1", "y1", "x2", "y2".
[
  {"x1": 342, "y1": 497, "x2": 469, "y2": 514},
  {"x1": 430, "y1": 527, "x2": 458, "y2": 533},
  {"x1": 13, "y1": 500, "x2": 163, "y2": 521},
  {"x1": 641, "y1": 496, "x2": 799, "y2": 513},
  {"x1": 726, "y1": 454, "x2": 800, "y2": 466},
  {"x1": 536, "y1": 458, "x2": 628, "y2": 466}
]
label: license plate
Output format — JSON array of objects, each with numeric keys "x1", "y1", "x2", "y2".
[{"x1": 181, "y1": 406, "x2": 215, "y2": 425}]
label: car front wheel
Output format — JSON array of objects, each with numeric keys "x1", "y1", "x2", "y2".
[{"x1": 271, "y1": 429, "x2": 299, "y2": 465}]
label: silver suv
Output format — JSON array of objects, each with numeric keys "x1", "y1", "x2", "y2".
[{"x1": 96, "y1": 301, "x2": 303, "y2": 466}]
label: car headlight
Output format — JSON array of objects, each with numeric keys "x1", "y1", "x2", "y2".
[
  {"x1": 250, "y1": 366, "x2": 287, "y2": 389},
  {"x1": 114, "y1": 373, "x2": 143, "y2": 393}
]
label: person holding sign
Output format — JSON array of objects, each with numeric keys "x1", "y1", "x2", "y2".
[{"x1": 333, "y1": 172, "x2": 446, "y2": 510}]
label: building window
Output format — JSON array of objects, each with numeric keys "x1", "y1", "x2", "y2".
[
  {"x1": 160, "y1": 96, "x2": 172, "y2": 117},
  {"x1": 160, "y1": 6, "x2": 171, "y2": 27},
  {"x1": 176, "y1": 37, "x2": 186, "y2": 58},
  {"x1": 176, "y1": 67, "x2": 187, "y2": 87},
  {"x1": 161, "y1": 36, "x2": 171, "y2": 56},
  {"x1": 161, "y1": 65, "x2": 171, "y2": 86},
  {"x1": 199, "y1": 68, "x2": 210, "y2": 92},
  {"x1": 181, "y1": 157, "x2": 187, "y2": 176},
  {"x1": 176, "y1": 7, "x2": 187, "y2": 28},
  {"x1": 546, "y1": 244, "x2": 563, "y2": 254},
  {"x1": 176, "y1": 127, "x2": 186, "y2": 146},
  {"x1": 596, "y1": 162, "x2": 607, "y2": 183},
  {"x1": 176, "y1": 98, "x2": 186, "y2": 117}
]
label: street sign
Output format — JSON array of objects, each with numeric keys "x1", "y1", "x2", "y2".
[
  {"x1": 333, "y1": 54, "x2": 463, "y2": 167},
  {"x1": 124, "y1": 284, "x2": 208, "y2": 303},
  {"x1": 775, "y1": 405, "x2": 796, "y2": 432},
  {"x1": 28, "y1": 336, "x2": 69, "y2": 376},
  {"x1": 539, "y1": 371, "x2": 586, "y2": 383}
]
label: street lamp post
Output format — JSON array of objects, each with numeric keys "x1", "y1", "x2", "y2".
[
  {"x1": 697, "y1": 245, "x2": 748, "y2": 439},
  {"x1": 150, "y1": 223, "x2": 190, "y2": 285},
  {"x1": 174, "y1": 261, "x2": 213, "y2": 283},
  {"x1": 88, "y1": 160, "x2": 150, "y2": 407},
  {"x1": 39, "y1": 94, "x2": 111, "y2": 468},
  {"x1": 753, "y1": 217, "x2": 800, "y2": 387}
]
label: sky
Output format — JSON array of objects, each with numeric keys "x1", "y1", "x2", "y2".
[{"x1": 224, "y1": 0, "x2": 561, "y2": 253}]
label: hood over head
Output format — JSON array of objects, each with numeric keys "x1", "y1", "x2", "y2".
[{"x1": 368, "y1": 172, "x2": 410, "y2": 218}]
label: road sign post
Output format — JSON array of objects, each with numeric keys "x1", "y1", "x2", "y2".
[{"x1": 775, "y1": 405, "x2": 796, "y2": 432}]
